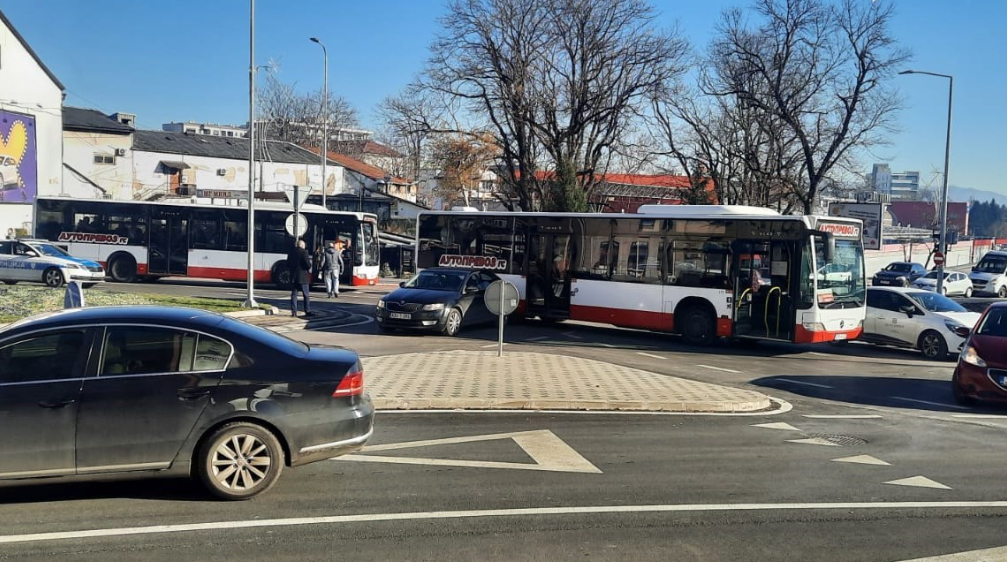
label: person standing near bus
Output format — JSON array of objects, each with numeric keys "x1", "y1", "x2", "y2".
[
  {"x1": 287, "y1": 239, "x2": 314, "y2": 317},
  {"x1": 322, "y1": 241, "x2": 343, "y2": 298}
]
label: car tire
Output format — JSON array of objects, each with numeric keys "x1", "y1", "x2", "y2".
[
  {"x1": 43, "y1": 267, "x2": 64, "y2": 288},
  {"x1": 442, "y1": 308, "x2": 463, "y2": 337},
  {"x1": 2, "y1": 280, "x2": 16, "y2": 285},
  {"x1": 196, "y1": 422, "x2": 285, "y2": 501},
  {"x1": 81, "y1": 283, "x2": 97, "y2": 289},
  {"x1": 964, "y1": 287, "x2": 973, "y2": 298},
  {"x1": 951, "y1": 369, "x2": 977, "y2": 406},
  {"x1": 679, "y1": 305, "x2": 716, "y2": 346},
  {"x1": 918, "y1": 330, "x2": 948, "y2": 361},
  {"x1": 108, "y1": 254, "x2": 137, "y2": 283},
  {"x1": 999, "y1": 285, "x2": 1007, "y2": 299}
]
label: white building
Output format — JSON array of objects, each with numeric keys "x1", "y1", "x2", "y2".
[
  {"x1": 162, "y1": 121, "x2": 248, "y2": 138},
  {"x1": 63, "y1": 107, "x2": 135, "y2": 200},
  {"x1": 0, "y1": 8, "x2": 64, "y2": 234},
  {"x1": 870, "y1": 163, "x2": 920, "y2": 201}
]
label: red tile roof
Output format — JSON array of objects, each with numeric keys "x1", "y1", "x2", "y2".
[
  {"x1": 303, "y1": 146, "x2": 411, "y2": 184},
  {"x1": 528, "y1": 170, "x2": 704, "y2": 190}
]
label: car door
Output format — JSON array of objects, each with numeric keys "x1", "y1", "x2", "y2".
[
  {"x1": 891, "y1": 293, "x2": 926, "y2": 345},
  {"x1": 864, "y1": 289, "x2": 883, "y2": 336},
  {"x1": 869, "y1": 290, "x2": 912, "y2": 346},
  {"x1": 460, "y1": 273, "x2": 488, "y2": 325},
  {"x1": 74, "y1": 325, "x2": 228, "y2": 473},
  {"x1": 0, "y1": 328, "x2": 94, "y2": 478},
  {"x1": 953, "y1": 273, "x2": 968, "y2": 295}
]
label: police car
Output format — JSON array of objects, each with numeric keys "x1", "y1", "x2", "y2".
[{"x1": 0, "y1": 239, "x2": 106, "y2": 287}]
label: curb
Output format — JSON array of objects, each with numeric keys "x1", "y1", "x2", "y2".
[
  {"x1": 224, "y1": 306, "x2": 280, "y2": 318},
  {"x1": 371, "y1": 397, "x2": 772, "y2": 413}
]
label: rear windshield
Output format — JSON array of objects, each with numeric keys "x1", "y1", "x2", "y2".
[{"x1": 977, "y1": 308, "x2": 1007, "y2": 337}]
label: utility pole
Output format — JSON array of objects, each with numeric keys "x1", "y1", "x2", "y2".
[
  {"x1": 310, "y1": 37, "x2": 328, "y2": 209},
  {"x1": 243, "y1": 0, "x2": 258, "y2": 308}
]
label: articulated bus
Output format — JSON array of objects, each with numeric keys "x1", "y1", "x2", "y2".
[
  {"x1": 34, "y1": 196, "x2": 381, "y2": 287},
  {"x1": 416, "y1": 205, "x2": 866, "y2": 344}
]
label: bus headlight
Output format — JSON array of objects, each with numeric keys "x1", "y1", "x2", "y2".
[{"x1": 802, "y1": 322, "x2": 826, "y2": 332}]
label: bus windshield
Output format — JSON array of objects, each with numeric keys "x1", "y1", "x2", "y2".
[{"x1": 815, "y1": 239, "x2": 865, "y2": 308}]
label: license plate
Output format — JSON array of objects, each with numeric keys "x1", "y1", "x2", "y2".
[
  {"x1": 389, "y1": 312, "x2": 411, "y2": 319},
  {"x1": 834, "y1": 334, "x2": 847, "y2": 341},
  {"x1": 877, "y1": 280, "x2": 889, "y2": 285}
]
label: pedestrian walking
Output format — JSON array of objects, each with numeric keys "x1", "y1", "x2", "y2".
[
  {"x1": 5, "y1": 228, "x2": 15, "y2": 240},
  {"x1": 287, "y1": 239, "x2": 314, "y2": 317},
  {"x1": 322, "y1": 241, "x2": 343, "y2": 297}
]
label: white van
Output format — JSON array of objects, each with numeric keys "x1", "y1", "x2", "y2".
[{"x1": 970, "y1": 250, "x2": 1007, "y2": 297}]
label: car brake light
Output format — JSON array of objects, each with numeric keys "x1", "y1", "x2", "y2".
[{"x1": 333, "y1": 369, "x2": 364, "y2": 398}]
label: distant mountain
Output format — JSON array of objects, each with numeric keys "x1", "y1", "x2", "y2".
[{"x1": 919, "y1": 186, "x2": 1007, "y2": 204}]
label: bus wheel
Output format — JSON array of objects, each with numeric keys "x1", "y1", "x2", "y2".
[
  {"x1": 679, "y1": 306, "x2": 716, "y2": 346},
  {"x1": 270, "y1": 263, "x2": 292, "y2": 289},
  {"x1": 108, "y1": 254, "x2": 137, "y2": 283}
]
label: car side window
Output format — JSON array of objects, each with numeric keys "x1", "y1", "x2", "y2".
[
  {"x1": 0, "y1": 330, "x2": 87, "y2": 384},
  {"x1": 0, "y1": 241, "x2": 11, "y2": 254},
  {"x1": 478, "y1": 272, "x2": 495, "y2": 290},
  {"x1": 193, "y1": 334, "x2": 232, "y2": 371},
  {"x1": 465, "y1": 274, "x2": 480, "y2": 292},
  {"x1": 100, "y1": 326, "x2": 196, "y2": 376},
  {"x1": 866, "y1": 290, "x2": 884, "y2": 309},
  {"x1": 896, "y1": 295, "x2": 918, "y2": 314}
]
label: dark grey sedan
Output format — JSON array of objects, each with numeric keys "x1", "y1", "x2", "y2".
[
  {"x1": 0, "y1": 306, "x2": 374, "y2": 500},
  {"x1": 375, "y1": 267, "x2": 500, "y2": 336}
]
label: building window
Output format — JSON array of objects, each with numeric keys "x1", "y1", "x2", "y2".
[
  {"x1": 94, "y1": 154, "x2": 115, "y2": 165},
  {"x1": 184, "y1": 128, "x2": 196, "y2": 134}
]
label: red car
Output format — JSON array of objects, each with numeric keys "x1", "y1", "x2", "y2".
[{"x1": 952, "y1": 302, "x2": 1007, "y2": 405}]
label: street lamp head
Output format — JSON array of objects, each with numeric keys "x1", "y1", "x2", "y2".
[
  {"x1": 898, "y1": 70, "x2": 915, "y2": 75},
  {"x1": 309, "y1": 37, "x2": 320, "y2": 43}
]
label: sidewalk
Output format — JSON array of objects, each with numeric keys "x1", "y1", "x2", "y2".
[
  {"x1": 240, "y1": 307, "x2": 352, "y2": 332},
  {"x1": 362, "y1": 350, "x2": 772, "y2": 412}
]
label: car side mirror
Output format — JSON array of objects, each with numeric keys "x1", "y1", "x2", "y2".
[
  {"x1": 899, "y1": 304, "x2": 915, "y2": 317},
  {"x1": 399, "y1": 281, "x2": 406, "y2": 288},
  {"x1": 465, "y1": 286, "x2": 479, "y2": 294},
  {"x1": 953, "y1": 326, "x2": 971, "y2": 338},
  {"x1": 25, "y1": 250, "x2": 38, "y2": 257}
]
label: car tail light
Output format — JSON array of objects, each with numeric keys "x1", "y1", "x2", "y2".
[{"x1": 333, "y1": 367, "x2": 364, "y2": 398}]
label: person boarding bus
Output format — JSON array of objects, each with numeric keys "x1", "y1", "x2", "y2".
[{"x1": 323, "y1": 241, "x2": 344, "y2": 298}]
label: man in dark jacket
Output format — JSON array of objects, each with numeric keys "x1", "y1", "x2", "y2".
[{"x1": 287, "y1": 239, "x2": 313, "y2": 316}]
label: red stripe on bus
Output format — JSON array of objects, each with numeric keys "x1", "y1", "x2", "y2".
[
  {"x1": 352, "y1": 275, "x2": 375, "y2": 286},
  {"x1": 794, "y1": 324, "x2": 862, "y2": 344},
  {"x1": 570, "y1": 305, "x2": 671, "y2": 331},
  {"x1": 187, "y1": 266, "x2": 271, "y2": 283}
]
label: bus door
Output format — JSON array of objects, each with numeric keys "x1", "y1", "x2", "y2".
[
  {"x1": 732, "y1": 240, "x2": 794, "y2": 340},
  {"x1": 526, "y1": 231, "x2": 575, "y2": 320},
  {"x1": 148, "y1": 209, "x2": 188, "y2": 276},
  {"x1": 314, "y1": 217, "x2": 356, "y2": 284}
]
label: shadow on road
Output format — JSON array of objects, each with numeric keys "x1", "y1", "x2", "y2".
[{"x1": 0, "y1": 477, "x2": 208, "y2": 504}]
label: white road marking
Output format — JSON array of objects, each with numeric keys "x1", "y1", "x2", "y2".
[
  {"x1": 950, "y1": 414, "x2": 1006, "y2": 419},
  {"x1": 636, "y1": 352, "x2": 666, "y2": 360},
  {"x1": 892, "y1": 544, "x2": 1007, "y2": 561},
  {"x1": 750, "y1": 422, "x2": 802, "y2": 431},
  {"x1": 336, "y1": 429, "x2": 601, "y2": 474},
  {"x1": 480, "y1": 343, "x2": 509, "y2": 348},
  {"x1": 774, "y1": 378, "x2": 833, "y2": 389},
  {"x1": 884, "y1": 476, "x2": 952, "y2": 490},
  {"x1": 596, "y1": 342, "x2": 617, "y2": 348},
  {"x1": 377, "y1": 397, "x2": 795, "y2": 417},
  {"x1": 786, "y1": 437, "x2": 842, "y2": 447},
  {"x1": 832, "y1": 455, "x2": 891, "y2": 466},
  {"x1": 525, "y1": 336, "x2": 551, "y2": 342},
  {"x1": 695, "y1": 364, "x2": 742, "y2": 374},
  {"x1": 7, "y1": 501, "x2": 1007, "y2": 545},
  {"x1": 805, "y1": 352, "x2": 833, "y2": 357},
  {"x1": 561, "y1": 331, "x2": 583, "y2": 339},
  {"x1": 803, "y1": 414, "x2": 883, "y2": 419},
  {"x1": 891, "y1": 397, "x2": 968, "y2": 410}
]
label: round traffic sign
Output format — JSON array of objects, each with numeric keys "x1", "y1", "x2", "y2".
[
  {"x1": 933, "y1": 252, "x2": 945, "y2": 266},
  {"x1": 485, "y1": 280, "x2": 519, "y2": 316},
  {"x1": 285, "y1": 213, "x2": 308, "y2": 237}
]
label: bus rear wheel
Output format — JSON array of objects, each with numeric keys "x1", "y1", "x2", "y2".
[
  {"x1": 678, "y1": 306, "x2": 716, "y2": 346},
  {"x1": 108, "y1": 254, "x2": 137, "y2": 283},
  {"x1": 271, "y1": 263, "x2": 292, "y2": 289}
]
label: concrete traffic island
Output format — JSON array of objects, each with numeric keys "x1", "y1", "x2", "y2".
[{"x1": 363, "y1": 350, "x2": 772, "y2": 412}]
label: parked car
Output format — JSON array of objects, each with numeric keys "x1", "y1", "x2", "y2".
[
  {"x1": 872, "y1": 262, "x2": 927, "y2": 287},
  {"x1": 0, "y1": 306, "x2": 374, "y2": 500},
  {"x1": 969, "y1": 250, "x2": 1007, "y2": 298},
  {"x1": 0, "y1": 238, "x2": 105, "y2": 287},
  {"x1": 952, "y1": 302, "x2": 1007, "y2": 405},
  {"x1": 861, "y1": 287, "x2": 980, "y2": 360},
  {"x1": 376, "y1": 267, "x2": 500, "y2": 336},
  {"x1": 911, "y1": 270, "x2": 973, "y2": 297}
]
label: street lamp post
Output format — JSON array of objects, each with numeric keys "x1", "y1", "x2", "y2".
[
  {"x1": 900, "y1": 69, "x2": 953, "y2": 294},
  {"x1": 243, "y1": 0, "x2": 258, "y2": 308},
  {"x1": 310, "y1": 37, "x2": 328, "y2": 210}
]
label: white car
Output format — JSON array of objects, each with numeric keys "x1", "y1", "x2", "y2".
[
  {"x1": 861, "y1": 287, "x2": 980, "y2": 360},
  {"x1": 969, "y1": 251, "x2": 1007, "y2": 298},
  {"x1": 911, "y1": 270, "x2": 973, "y2": 297},
  {"x1": 0, "y1": 239, "x2": 106, "y2": 287}
]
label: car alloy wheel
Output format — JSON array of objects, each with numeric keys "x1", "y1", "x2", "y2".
[
  {"x1": 999, "y1": 285, "x2": 1007, "y2": 298},
  {"x1": 964, "y1": 287, "x2": 972, "y2": 298},
  {"x1": 198, "y1": 422, "x2": 284, "y2": 500},
  {"x1": 918, "y1": 330, "x2": 948, "y2": 361},
  {"x1": 443, "y1": 308, "x2": 463, "y2": 337},
  {"x1": 43, "y1": 267, "x2": 64, "y2": 288}
]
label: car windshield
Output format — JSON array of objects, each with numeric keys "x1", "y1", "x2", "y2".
[
  {"x1": 885, "y1": 263, "x2": 912, "y2": 272},
  {"x1": 976, "y1": 309, "x2": 1007, "y2": 337},
  {"x1": 405, "y1": 271, "x2": 467, "y2": 292},
  {"x1": 974, "y1": 256, "x2": 1007, "y2": 273},
  {"x1": 32, "y1": 243, "x2": 70, "y2": 258},
  {"x1": 907, "y1": 291, "x2": 967, "y2": 313}
]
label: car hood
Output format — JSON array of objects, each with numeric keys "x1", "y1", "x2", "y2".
[
  {"x1": 970, "y1": 272, "x2": 999, "y2": 281},
  {"x1": 875, "y1": 270, "x2": 911, "y2": 279},
  {"x1": 933, "y1": 311, "x2": 981, "y2": 328},
  {"x1": 61, "y1": 256, "x2": 103, "y2": 269},
  {"x1": 970, "y1": 334, "x2": 1007, "y2": 368},
  {"x1": 913, "y1": 278, "x2": 937, "y2": 287},
  {"x1": 382, "y1": 287, "x2": 460, "y2": 304}
]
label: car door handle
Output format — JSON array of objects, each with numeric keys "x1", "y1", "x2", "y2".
[
  {"x1": 38, "y1": 398, "x2": 76, "y2": 409},
  {"x1": 177, "y1": 389, "x2": 211, "y2": 401}
]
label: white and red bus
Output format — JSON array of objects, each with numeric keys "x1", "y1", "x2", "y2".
[
  {"x1": 34, "y1": 196, "x2": 381, "y2": 287},
  {"x1": 416, "y1": 205, "x2": 866, "y2": 345}
]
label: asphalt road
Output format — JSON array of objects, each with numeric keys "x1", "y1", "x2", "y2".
[{"x1": 9, "y1": 278, "x2": 1005, "y2": 561}]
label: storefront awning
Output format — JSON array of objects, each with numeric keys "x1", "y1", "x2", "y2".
[{"x1": 160, "y1": 160, "x2": 191, "y2": 170}]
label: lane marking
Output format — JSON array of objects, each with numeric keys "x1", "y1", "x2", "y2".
[
  {"x1": 596, "y1": 342, "x2": 617, "y2": 348},
  {"x1": 376, "y1": 397, "x2": 794, "y2": 417},
  {"x1": 6, "y1": 501, "x2": 1007, "y2": 544},
  {"x1": 337, "y1": 429, "x2": 601, "y2": 474},
  {"x1": 786, "y1": 437, "x2": 842, "y2": 447},
  {"x1": 636, "y1": 352, "x2": 666, "y2": 360},
  {"x1": 891, "y1": 397, "x2": 968, "y2": 410},
  {"x1": 480, "y1": 343, "x2": 509, "y2": 348},
  {"x1": 884, "y1": 476, "x2": 952, "y2": 490},
  {"x1": 803, "y1": 414, "x2": 883, "y2": 419},
  {"x1": 892, "y1": 545, "x2": 1007, "y2": 562},
  {"x1": 561, "y1": 331, "x2": 583, "y2": 340},
  {"x1": 695, "y1": 364, "x2": 742, "y2": 374},
  {"x1": 774, "y1": 378, "x2": 833, "y2": 389},
  {"x1": 525, "y1": 336, "x2": 551, "y2": 342},
  {"x1": 805, "y1": 352, "x2": 834, "y2": 358},
  {"x1": 832, "y1": 455, "x2": 891, "y2": 466},
  {"x1": 751, "y1": 422, "x2": 802, "y2": 431},
  {"x1": 950, "y1": 414, "x2": 1006, "y2": 419}
]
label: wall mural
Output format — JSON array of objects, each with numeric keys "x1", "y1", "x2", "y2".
[{"x1": 0, "y1": 109, "x2": 38, "y2": 203}]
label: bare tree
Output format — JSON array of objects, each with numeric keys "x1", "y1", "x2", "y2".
[
  {"x1": 428, "y1": 133, "x2": 500, "y2": 207},
  {"x1": 257, "y1": 72, "x2": 359, "y2": 147},
  {"x1": 374, "y1": 89, "x2": 441, "y2": 182}
]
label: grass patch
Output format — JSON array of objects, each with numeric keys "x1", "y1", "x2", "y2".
[{"x1": 0, "y1": 285, "x2": 266, "y2": 323}]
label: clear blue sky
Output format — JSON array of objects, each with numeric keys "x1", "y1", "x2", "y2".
[{"x1": 5, "y1": 0, "x2": 1005, "y2": 195}]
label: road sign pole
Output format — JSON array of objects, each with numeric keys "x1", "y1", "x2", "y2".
[
  {"x1": 293, "y1": 185, "x2": 299, "y2": 242},
  {"x1": 498, "y1": 283, "x2": 505, "y2": 357}
]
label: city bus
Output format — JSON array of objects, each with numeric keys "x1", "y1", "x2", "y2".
[
  {"x1": 34, "y1": 196, "x2": 381, "y2": 287},
  {"x1": 415, "y1": 205, "x2": 866, "y2": 344}
]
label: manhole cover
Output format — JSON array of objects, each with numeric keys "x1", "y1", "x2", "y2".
[{"x1": 807, "y1": 433, "x2": 868, "y2": 446}]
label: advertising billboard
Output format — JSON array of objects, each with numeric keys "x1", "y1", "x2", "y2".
[
  {"x1": 828, "y1": 202, "x2": 883, "y2": 250},
  {"x1": 0, "y1": 110, "x2": 38, "y2": 203}
]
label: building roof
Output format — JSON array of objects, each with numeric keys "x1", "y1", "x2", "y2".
[
  {"x1": 0, "y1": 8, "x2": 65, "y2": 91},
  {"x1": 303, "y1": 146, "x2": 411, "y2": 184},
  {"x1": 63, "y1": 107, "x2": 134, "y2": 134},
  {"x1": 331, "y1": 139, "x2": 403, "y2": 158},
  {"x1": 134, "y1": 130, "x2": 321, "y2": 165}
]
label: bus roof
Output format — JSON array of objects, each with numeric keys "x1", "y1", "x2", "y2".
[
  {"x1": 35, "y1": 195, "x2": 374, "y2": 218},
  {"x1": 419, "y1": 208, "x2": 816, "y2": 222}
]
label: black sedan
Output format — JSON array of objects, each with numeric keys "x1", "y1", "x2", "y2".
[
  {"x1": 376, "y1": 267, "x2": 500, "y2": 336},
  {"x1": 0, "y1": 306, "x2": 374, "y2": 500},
  {"x1": 872, "y1": 261, "x2": 927, "y2": 287}
]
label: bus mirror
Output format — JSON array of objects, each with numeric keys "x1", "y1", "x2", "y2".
[{"x1": 813, "y1": 231, "x2": 835, "y2": 263}]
